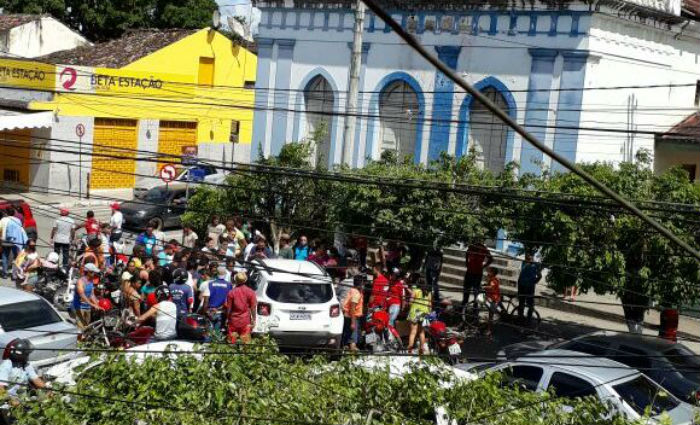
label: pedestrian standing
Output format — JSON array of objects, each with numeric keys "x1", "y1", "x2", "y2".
[
  {"x1": 386, "y1": 269, "x2": 407, "y2": 327},
  {"x1": 293, "y1": 235, "x2": 310, "y2": 260},
  {"x1": 169, "y1": 268, "x2": 194, "y2": 316},
  {"x1": 76, "y1": 211, "x2": 100, "y2": 236},
  {"x1": 224, "y1": 272, "x2": 257, "y2": 344},
  {"x1": 517, "y1": 252, "x2": 542, "y2": 323},
  {"x1": 1, "y1": 208, "x2": 26, "y2": 279},
  {"x1": 424, "y1": 248, "x2": 443, "y2": 303},
  {"x1": 207, "y1": 216, "x2": 226, "y2": 251},
  {"x1": 483, "y1": 266, "x2": 504, "y2": 337},
  {"x1": 406, "y1": 278, "x2": 432, "y2": 355},
  {"x1": 136, "y1": 224, "x2": 158, "y2": 257},
  {"x1": 199, "y1": 266, "x2": 232, "y2": 331},
  {"x1": 182, "y1": 224, "x2": 198, "y2": 249},
  {"x1": 71, "y1": 263, "x2": 103, "y2": 329},
  {"x1": 341, "y1": 274, "x2": 365, "y2": 351},
  {"x1": 368, "y1": 263, "x2": 389, "y2": 310},
  {"x1": 99, "y1": 224, "x2": 112, "y2": 268},
  {"x1": 50, "y1": 208, "x2": 74, "y2": 270},
  {"x1": 278, "y1": 234, "x2": 294, "y2": 259},
  {"x1": 463, "y1": 241, "x2": 493, "y2": 308},
  {"x1": 109, "y1": 203, "x2": 123, "y2": 242}
]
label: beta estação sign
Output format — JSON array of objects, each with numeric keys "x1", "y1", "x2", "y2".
[
  {"x1": 0, "y1": 59, "x2": 55, "y2": 90},
  {"x1": 56, "y1": 64, "x2": 194, "y2": 98}
]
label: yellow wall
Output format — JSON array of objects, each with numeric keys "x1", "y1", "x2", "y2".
[{"x1": 33, "y1": 29, "x2": 257, "y2": 146}]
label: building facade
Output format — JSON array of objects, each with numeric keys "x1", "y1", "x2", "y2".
[
  {"x1": 251, "y1": 0, "x2": 700, "y2": 176},
  {"x1": 0, "y1": 28, "x2": 257, "y2": 193},
  {"x1": 0, "y1": 14, "x2": 88, "y2": 58}
]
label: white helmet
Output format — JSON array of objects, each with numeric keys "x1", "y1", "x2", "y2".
[{"x1": 46, "y1": 252, "x2": 59, "y2": 264}]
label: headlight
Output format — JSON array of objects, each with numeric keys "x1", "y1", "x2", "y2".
[{"x1": 135, "y1": 210, "x2": 147, "y2": 217}]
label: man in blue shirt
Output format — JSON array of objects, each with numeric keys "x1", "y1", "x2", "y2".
[
  {"x1": 199, "y1": 266, "x2": 232, "y2": 330},
  {"x1": 136, "y1": 224, "x2": 158, "y2": 257},
  {"x1": 169, "y1": 268, "x2": 193, "y2": 316},
  {"x1": 517, "y1": 252, "x2": 542, "y2": 322},
  {"x1": 0, "y1": 339, "x2": 46, "y2": 404},
  {"x1": 293, "y1": 235, "x2": 310, "y2": 260}
]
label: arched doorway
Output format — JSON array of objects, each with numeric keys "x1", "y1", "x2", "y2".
[
  {"x1": 468, "y1": 87, "x2": 510, "y2": 173},
  {"x1": 378, "y1": 80, "x2": 420, "y2": 161},
  {"x1": 304, "y1": 75, "x2": 335, "y2": 167}
]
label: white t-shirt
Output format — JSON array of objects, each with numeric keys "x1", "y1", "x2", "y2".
[
  {"x1": 53, "y1": 216, "x2": 74, "y2": 245},
  {"x1": 154, "y1": 301, "x2": 178, "y2": 340},
  {"x1": 0, "y1": 359, "x2": 38, "y2": 397},
  {"x1": 198, "y1": 279, "x2": 211, "y2": 297},
  {"x1": 207, "y1": 224, "x2": 226, "y2": 248},
  {"x1": 110, "y1": 211, "x2": 123, "y2": 230},
  {"x1": 182, "y1": 231, "x2": 198, "y2": 249},
  {"x1": 100, "y1": 234, "x2": 110, "y2": 256}
]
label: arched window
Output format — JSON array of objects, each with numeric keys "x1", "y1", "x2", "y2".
[
  {"x1": 379, "y1": 80, "x2": 419, "y2": 160},
  {"x1": 304, "y1": 75, "x2": 334, "y2": 166},
  {"x1": 469, "y1": 87, "x2": 509, "y2": 173}
]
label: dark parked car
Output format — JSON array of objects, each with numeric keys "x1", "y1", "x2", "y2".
[
  {"x1": 121, "y1": 184, "x2": 195, "y2": 230},
  {"x1": 498, "y1": 331, "x2": 700, "y2": 405}
]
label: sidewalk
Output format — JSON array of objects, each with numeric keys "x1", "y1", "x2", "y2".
[{"x1": 2, "y1": 189, "x2": 133, "y2": 208}]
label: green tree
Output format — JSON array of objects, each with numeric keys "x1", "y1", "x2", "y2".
[
  {"x1": 14, "y1": 341, "x2": 642, "y2": 425},
  {"x1": 154, "y1": 0, "x2": 218, "y2": 29},
  {"x1": 509, "y1": 150, "x2": 700, "y2": 331},
  {"x1": 0, "y1": 0, "x2": 65, "y2": 19},
  {"x1": 183, "y1": 139, "x2": 333, "y2": 252}
]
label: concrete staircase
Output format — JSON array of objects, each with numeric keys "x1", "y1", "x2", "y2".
[{"x1": 439, "y1": 246, "x2": 522, "y2": 300}]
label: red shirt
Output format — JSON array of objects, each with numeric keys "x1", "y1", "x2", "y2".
[
  {"x1": 387, "y1": 280, "x2": 406, "y2": 307},
  {"x1": 466, "y1": 244, "x2": 490, "y2": 275},
  {"x1": 85, "y1": 218, "x2": 100, "y2": 235},
  {"x1": 369, "y1": 274, "x2": 389, "y2": 308},
  {"x1": 225, "y1": 285, "x2": 257, "y2": 327}
]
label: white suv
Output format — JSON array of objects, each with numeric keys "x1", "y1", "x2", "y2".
[{"x1": 249, "y1": 259, "x2": 343, "y2": 349}]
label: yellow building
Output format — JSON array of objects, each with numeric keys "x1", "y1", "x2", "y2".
[{"x1": 0, "y1": 28, "x2": 256, "y2": 191}]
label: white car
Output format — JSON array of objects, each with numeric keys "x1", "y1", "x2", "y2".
[
  {"x1": 457, "y1": 349, "x2": 698, "y2": 425},
  {"x1": 133, "y1": 164, "x2": 226, "y2": 199},
  {"x1": 249, "y1": 259, "x2": 343, "y2": 349}
]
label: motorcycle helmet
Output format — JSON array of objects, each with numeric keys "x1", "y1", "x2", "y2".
[
  {"x1": 46, "y1": 252, "x2": 60, "y2": 264},
  {"x1": 98, "y1": 297, "x2": 113, "y2": 312},
  {"x1": 172, "y1": 268, "x2": 188, "y2": 285},
  {"x1": 155, "y1": 285, "x2": 171, "y2": 303},
  {"x1": 4, "y1": 339, "x2": 33, "y2": 366}
]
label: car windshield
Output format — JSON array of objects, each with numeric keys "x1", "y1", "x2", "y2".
[
  {"x1": 143, "y1": 187, "x2": 169, "y2": 203},
  {"x1": 266, "y1": 281, "x2": 334, "y2": 304},
  {"x1": 0, "y1": 300, "x2": 62, "y2": 332},
  {"x1": 613, "y1": 375, "x2": 680, "y2": 416},
  {"x1": 663, "y1": 346, "x2": 700, "y2": 381}
]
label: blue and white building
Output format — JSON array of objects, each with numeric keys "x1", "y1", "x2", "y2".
[{"x1": 250, "y1": 0, "x2": 700, "y2": 176}]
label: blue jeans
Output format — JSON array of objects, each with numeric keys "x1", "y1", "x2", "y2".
[
  {"x1": 1, "y1": 245, "x2": 18, "y2": 276},
  {"x1": 388, "y1": 304, "x2": 401, "y2": 327},
  {"x1": 208, "y1": 310, "x2": 224, "y2": 332}
]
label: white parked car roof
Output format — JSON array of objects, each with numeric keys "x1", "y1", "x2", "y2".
[
  {"x1": 252, "y1": 259, "x2": 330, "y2": 284},
  {"x1": 518, "y1": 349, "x2": 641, "y2": 384}
]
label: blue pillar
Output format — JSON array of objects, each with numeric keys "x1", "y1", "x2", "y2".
[
  {"x1": 270, "y1": 39, "x2": 296, "y2": 156},
  {"x1": 428, "y1": 46, "x2": 461, "y2": 162},
  {"x1": 251, "y1": 38, "x2": 275, "y2": 162},
  {"x1": 352, "y1": 42, "x2": 371, "y2": 168},
  {"x1": 519, "y1": 48, "x2": 558, "y2": 175},
  {"x1": 551, "y1": 50, "x2": 588, "y2": 173}
]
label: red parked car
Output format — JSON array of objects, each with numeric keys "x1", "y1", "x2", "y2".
[{"x1": 0, "y1": 198, "x2": 38, "y2": 240}]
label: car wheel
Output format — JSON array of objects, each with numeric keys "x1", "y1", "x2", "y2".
[{"x1": 152, "y1": 217, "x2": 164, "y2": 231}]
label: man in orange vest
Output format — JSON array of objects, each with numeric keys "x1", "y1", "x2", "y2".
[{"x1": 342, "y1": 274, "x2": 366, "y2": 351}]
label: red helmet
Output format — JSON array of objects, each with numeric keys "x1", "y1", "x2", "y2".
[
  {"x1": 98, "y1": 298, "x2": 113, "y2": 312},
  {"x1": 429, "y1": 320, "x2": 447, "y2": 336},
  {"x1": 146, "y1": 292, "x2": 158, "y2": 308}
]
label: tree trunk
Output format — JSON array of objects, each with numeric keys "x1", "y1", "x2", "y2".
[{"x1": 270, "y1": 220, "x2": 280, "y2": 255}]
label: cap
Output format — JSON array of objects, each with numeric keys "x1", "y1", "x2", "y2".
[
  {"x1": 234, "y1": 271, "x2": 248, "y2": 284},
  {"x1": 110, "y1": 202, "x2": 120, "y2": 210},
  {"x1": 59, "y1": 208, "x2": 69, "y2": 216},
  {"x1": 121, "y1": 271, "x2": 133, "y2": 281},
  {"x1": 217, "y1": 265, "x2": 227, "y2": 278},
  {"x1": 84, "y1": 263, "x2": 100, "y2": 273}
]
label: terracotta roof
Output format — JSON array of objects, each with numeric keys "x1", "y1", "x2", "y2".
[
  {"x1": 0, "y1": 14, "x2": 46, "y2": 31},
  {"x1": 38, "y1": 29, "x2": 197, "y2": 68},
  {"x1": 661, "y1": 112, "x2": 700, "y2": 143}
]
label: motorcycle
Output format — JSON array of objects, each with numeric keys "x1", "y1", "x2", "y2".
[
  {"x1": 53, "y1": 264, "x2": 79, "y2": 311},
  {"x1": 34, "y1": 267, "x2": 68, "y2": 303},
  {"x1": 362, "y1": 307, "x2": 402, "y2": 353},
  {"x1": 425, "y1": 312, "x2": 464, "y2": 365},
  {"x1": 80, "y1": 306, "x2": 155, "y2": 349}
]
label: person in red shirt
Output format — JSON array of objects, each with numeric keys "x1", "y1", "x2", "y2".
[
  {"x1": 368, "y1": 263, "x2": 389, "y2": 309},
  {"x1": 386, "y1": 268, "x2": 407, "y2": 327},
  {"x1": 76, "y1": 210, "x2": 100, "y2": 236},
  {"x1": 463, "y1": 241, "x2": 492, "y2": 308},
  {"x1": 224, "y1": 271, "x2": 257, "y2": 344},
  {"x1": 483, "y1": 266, "x2": 504, "y2": 337}
]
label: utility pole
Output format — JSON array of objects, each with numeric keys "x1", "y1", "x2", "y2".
[{"x1": 341, "y1": 0, "x2": 365, "y2": 166}]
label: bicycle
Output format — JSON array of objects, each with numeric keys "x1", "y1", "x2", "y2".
[{"x1": 501, "y1": 293, "x2": 542, "y2": 331}]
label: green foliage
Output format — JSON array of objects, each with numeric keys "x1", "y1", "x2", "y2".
[
  {"x1": 0, "y1": 0, "x2": 218, "y2": 41},
  {"x1": 509, "y1": 150, "x2": 700, "y2": 310},
  {"x1": 14, "y1": 342, "x2": 641, "y2": 425}
]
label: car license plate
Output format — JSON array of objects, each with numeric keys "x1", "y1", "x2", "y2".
[
  {"x1": 448, "y1": 343, "x2": 462, "y2": 356},
  {"x1": 365, "y1": 333, "x2": 378, "y2": 345},
  {"x1": 290, "y1": 312, "x2": 311, "y2": 320}
]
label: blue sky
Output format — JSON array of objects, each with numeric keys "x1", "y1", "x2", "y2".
[{"x1": 216, "y1": 0, "x2": 261, "y2": 34}]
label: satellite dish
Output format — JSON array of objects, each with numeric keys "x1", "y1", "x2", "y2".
[
  {"x1": 212, "y1": 10, "x2": 221, "y2": 29},
  {"x1": 227, "y1": 16, "x2": 253, "y2": 42}
]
